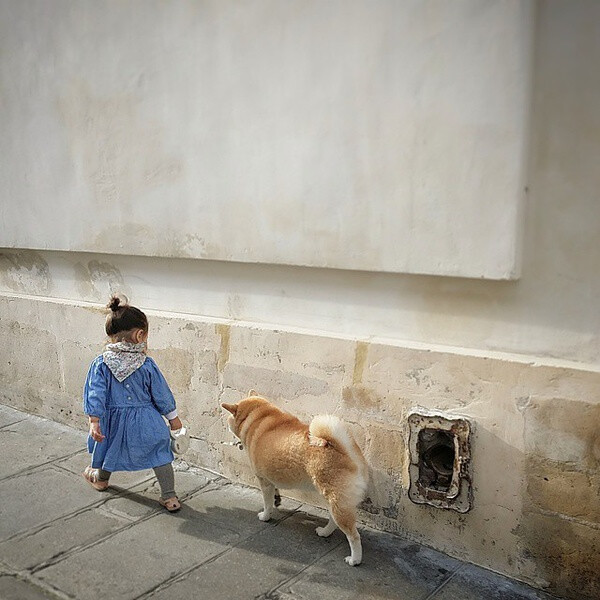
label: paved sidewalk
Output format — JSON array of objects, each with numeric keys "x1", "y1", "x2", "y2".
[{"x1": 0, "y1": 404, "x2": 556, "y2": 600}]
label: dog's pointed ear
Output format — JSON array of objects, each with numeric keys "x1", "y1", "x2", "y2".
[
  {"x1": 248, "y1": 389, "x2": 257, "y2": 397},
  {"x1": 221, "y1": 403, "x2": 238, "y2": 415}
]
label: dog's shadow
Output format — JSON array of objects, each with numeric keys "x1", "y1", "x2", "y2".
[
  {"x1": 173, "y1": 492, "x2": 337, "y2": 560},
  {"x1": 118, "y1": 485, "x2": 462, "y2": 599}
]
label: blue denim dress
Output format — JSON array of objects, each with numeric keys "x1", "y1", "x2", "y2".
[{"x1": 83, "y1": 356, "x2": 175, "y2": 471}]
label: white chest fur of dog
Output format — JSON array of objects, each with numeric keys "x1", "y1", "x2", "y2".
[{"x1": 222, "y1": 394, "x2": 368, "y2": 565}]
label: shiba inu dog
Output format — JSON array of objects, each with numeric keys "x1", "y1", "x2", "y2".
[{"x1": 222, "y1": 393, "x2": 368, "y2": 565}]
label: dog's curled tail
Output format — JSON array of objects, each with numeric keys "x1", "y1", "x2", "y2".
[{"x1": 309, "y1": 415, "x2": 368, "y2": 478}]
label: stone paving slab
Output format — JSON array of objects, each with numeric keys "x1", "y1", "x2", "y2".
[
  {"x1": 0, "y1": 416, "x2": 83, "y2": 479},
  {"x1": 432, "y1": 563, "x2": 556, "y2": 600},
  {"x1": 275, "y1": 528, "x2": 462, "y2": 600},
  {"x1": 0, "y1": 468, "x2": 215, "y2": 572},
  {"x1": 0, "y1": 404, "x2": 562, "y2": 600},
  {"x1": 97, "y1": 468, "x2": 215, "y2": 520},
  {"x1": 149, "y1": 511, "x2": 341, "y2": 600},
  {"x1": 0, "y1": 506, "x2": 130, "y2": 572},
  {"x1": 0, "y1": 466, "x2": 100, "y2": 541},
  {"x1": 0, "y1": 404, "x2": 26, "y2": 428},
  {"x1": 49, "y1": 448, "x2": 90, "y2": 475},
  {"x1": 181, "y1": 481, "x2": 301, "y2": 536},
  {"x1": 36, "y1": 511, "x2": 241, "y2": 600},
  {"x1": 0, "y1": 574, "x2": 57, "y2": 600}
]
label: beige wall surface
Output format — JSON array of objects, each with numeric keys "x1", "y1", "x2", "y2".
[
  {"x1": 2, "y1": 0, "x2": 599, "y2": 365},
  {"x1": 1, "y1": 294, "x2": 598, "y2": 600},
  {"x1": 0, "y1": 0, "x2": 531, "y2": 278}
]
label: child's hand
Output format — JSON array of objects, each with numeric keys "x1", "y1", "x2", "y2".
[
  {"x1": 169, "y1": 416, "x2": 183, "y2": 431},
  {"x1": 89, "y1": 418, "x2": 105, "y2": 442}
]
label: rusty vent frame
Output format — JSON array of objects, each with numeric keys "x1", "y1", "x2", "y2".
[{"x1": 408, "y1": 411, "x2": 473, "y2": 513}]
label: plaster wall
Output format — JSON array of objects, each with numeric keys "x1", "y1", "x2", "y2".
[
  {"x1": 0, "y1": 0, "x2": 532, "y2": 278},
  {"x1": 2, "y1": 1, "x2": 600, "y2": 365}
]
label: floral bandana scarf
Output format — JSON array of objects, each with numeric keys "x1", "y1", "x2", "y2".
[{"x1": 103, "y1": 341, "x2": 147, "y2": 382}]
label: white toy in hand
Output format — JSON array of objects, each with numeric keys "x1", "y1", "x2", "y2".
[{"x1": 170, "y1": 426, "x2": 190, "y2": 455}]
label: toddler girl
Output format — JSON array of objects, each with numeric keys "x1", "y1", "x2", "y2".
[{"x1": 82, "y1": 295, "x2": 182, "y2": 511}]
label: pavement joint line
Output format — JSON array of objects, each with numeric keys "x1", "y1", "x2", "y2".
[
  {"x1": 22, "y1": 471, "x2": 223, "y2": 552},
  {"x1": 0, "y1": 566, "x2": 76, "y2": 600},
  {"x1": 421, "y1": 563, "x2": 466, "y2": 600},
  {"x1": 50, "y1": 459, "x2": 96, "y2": 477},
  {"x1": 0, "y1": 472, "x2": 158, "y2": 546},
  {"x1": 0, "y1": 404, "x2": 563, "y2": 600},
  {"x1": 260, "y1": 591, "x2": 296, "y2": 600},
  {"x1": 261, "y1": 539, "x2": 345, "y2": 600},
  {"x1": 0, "y1": 448, "x2": 86, "y2": 484},
  {"x1": 424, "y1": 564, "x2": 562, "y2": 600},
  {"x1": 135, "y1": 546, "x2": 234, "y2": 599},
  {"x1": 29, "y1": 480, "x2": 216, "y2": 575},
  {"x1": 18, "y1": 570, "x2": 77, "y2": 600},
  {"x1": 0, "y1": 417, "x2": 27, "y2": 429},
  {"x1": 16, "y1": 465, "x2": 222, "y2": 543},
  {"x1": 91, "y1": 496, "x2": 152, "y2": 524},
  {"x1": 0, "y1": 558, "x2": 13, "y2": 574},
  {"x1": 136, "y1": 501, "x2": 305, "y2": 599}
]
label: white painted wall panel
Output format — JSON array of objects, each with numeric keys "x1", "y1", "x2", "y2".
[{"x1": 0, "y1": 1, "x2": 532, "y2": 278}]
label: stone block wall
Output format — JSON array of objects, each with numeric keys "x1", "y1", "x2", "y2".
[{"x1": 1, "y1": 293, "x2": 598, "y2": 599}]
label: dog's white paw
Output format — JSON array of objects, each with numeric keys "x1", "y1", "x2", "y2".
[
  {"x1": 345, "y1": 556, "x2": 361, "y2": 566},
  {"x1": 258, "y1": 510, "x2": 272, "y2": 522},
  {"x1": 316, "y1": 526, "x2": 333, "y2": 538}
]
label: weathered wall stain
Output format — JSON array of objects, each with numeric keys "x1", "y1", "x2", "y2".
[
  {"x1": 524, "y1": 398, "x2": 600, "y2": 470},
  {"x1": 73, "y1": 262, "x2": 95, "y2": 297},
  {"x1": 92, "y1": 226, "x2": 222, "y2": 261},
  {"x1": 352, "y1": 341, "x2": 369, "y2": 385},
  {"x1": 216, "y1": 324, "x2": 230, "y2": 373},
  {"x1": 520, "y1": 511, "x2": 600, "y2": 600},
  {"x1": 57, "y1": 80, "x2": 184, "y2": 211},
  {"x1": 0, "y1": 251, "x2": 51, "y2": 295},
  {"x1": 342, "y1": 385, "x2": 382, "y2": 411},
  {"x1": 74, "y1": 260, "x2": 129, "y2": 301},
  {"x1": 526, "y1": 457, "x2": 600, "y2": 524},
  {"x1": 521, "y1": 397, "x2": 600, "y2": 597},
  {"x1": 148, "y1": 348, "x2": 193, "y2": 394},
  {"x1": 0, "y1": 320, "x2": 62, "y2": 396},
  {"x1": 222, "y1": 363, "x2": 328, "y2": 400}
]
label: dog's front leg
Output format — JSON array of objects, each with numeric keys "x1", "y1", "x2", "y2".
[{"x1": 257, "y1": 477, "x2": 276, "y2": 521}]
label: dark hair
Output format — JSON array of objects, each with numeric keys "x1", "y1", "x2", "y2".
[{"x1": 105, "y1": 294, "x2": 148, "y2": 338}]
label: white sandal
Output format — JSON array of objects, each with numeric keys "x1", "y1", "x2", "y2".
[{"x1": 82, "y1": 466, "x2": 109, "y2": 491}]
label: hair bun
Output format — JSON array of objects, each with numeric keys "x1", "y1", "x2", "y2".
[{"x1": 107, "y1": 293, "x2": 128, "y2": 312}]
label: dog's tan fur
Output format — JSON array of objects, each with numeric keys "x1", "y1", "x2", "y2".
[{"x1": 222, "y1": 394, "x2": 368, "y2": 565}]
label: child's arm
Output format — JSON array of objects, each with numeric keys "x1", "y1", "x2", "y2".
[
  {"x1": 84, "y1": 358, "x2": 108, "y2": 442},
  {"x1": 147, "y1": 358, "x2": 182, "y2": 430}
]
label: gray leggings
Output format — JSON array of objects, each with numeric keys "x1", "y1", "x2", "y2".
[{"x1": 98, "y1": 463, "x2": 176, "y2": 500}]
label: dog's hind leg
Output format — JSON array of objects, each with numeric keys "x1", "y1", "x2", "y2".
[
  {"x1": 257, "y1": 477, "x2": 276, "y2": 521},
  {"x1": 274, "y1": 488, "x2": 281, "y2": 507},
  {"x1": 329, "y1": 502, "x2": 362, "y2": 566},
  {"x1": 315, "y1": 510, "x2": 337, "y2": 537}
]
